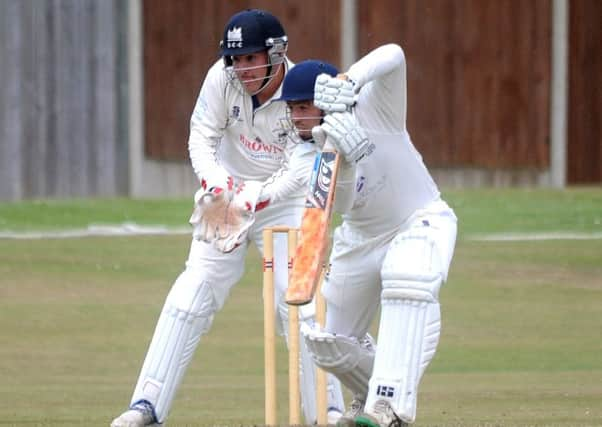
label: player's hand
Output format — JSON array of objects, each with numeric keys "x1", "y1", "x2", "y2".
[
  {"x1": 311, "y1": 126, "x2": 327, "y2": 148},
  {"x1": 212, "y1": 203, "x2": 255, "y2": 253},
  {"x1": 200, "y1": 168, "x2": 234, "y2": 195},
  {"x1": 191, "y1": 181, "x2": 270, "y2": 253},
  {"x1": 190, "y1": 188, "x2": 229, "y2": 243},
  {"x1": 191, "y1": 168, "x2": 238, "y2": 247},
  {"x1": 189, "y1": 187, "x2": 255, "y2": 253},
  {"x1": 313, "y1": 73, "x2": 356, "y2": 113},
  {"x1": 322, "y1": 112, "x2": 370, "y2": 163},
  {"x1": 208, "y1": 180, "x2": 270, "y2": 253},
  {"x1": 232, "y1": 180, "x2": 270, "y2": 213}
]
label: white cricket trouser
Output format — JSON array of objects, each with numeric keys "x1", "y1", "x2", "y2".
[{"x1": 322, "y1": 199, "x2": 457, "y2": 339}]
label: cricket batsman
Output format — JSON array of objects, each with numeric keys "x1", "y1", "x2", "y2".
[{"x1": 278, "y1": 44, "x2": 458, "y2": 427}]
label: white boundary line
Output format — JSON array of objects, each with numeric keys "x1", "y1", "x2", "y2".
[
  {"x1": 0, "y1": 223, "x2": 601, "y2": 241},
  {"x1": 0, "y1": 223, "x2": 190, "y2": 239},
  {"x1": 469, "y1": 232, "x2": 602, "y2": 241}
]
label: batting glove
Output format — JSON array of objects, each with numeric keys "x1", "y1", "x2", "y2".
[
  {"x1": 322, "y1": 112, "x2": 370, "y2": 163},
  {"x1": 311, "y1": 125, "x2": 327, "y2": 148},
  {"x1": 313, "y1": 73, "x2": 357, "y2": 113}
]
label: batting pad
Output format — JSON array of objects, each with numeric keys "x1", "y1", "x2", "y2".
[
  {"x1": 302, "y1": 324, "x2": 375, "y2": 398},
  {"x1": 282, "y1": 315, "x2": 344, "y2": 423},
  {"x1": 365, "y1": 231, "x2": 444, "y2": 423},
  {"x1": 298, "y1": 327, "x2": 345, "y2": 422},
  {"x1": 366, "y1": 297, "x2": 440, "y2": 423},
  {"x1": 131, "y1": 279, "x2": 216, "y2": 422}
]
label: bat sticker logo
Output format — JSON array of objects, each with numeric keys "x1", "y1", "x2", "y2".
[
  {"x1": 317, "y1": 157, "x2": 334, "y2": 193},
  {"x1": 306, "y1": 152, "x2": 337, "y2": 210}
]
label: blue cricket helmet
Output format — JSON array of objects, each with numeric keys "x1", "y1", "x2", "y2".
[
  {"x1": 279, "y1": 60, "x2": 339, "y2": 102},
  {"x1": 220, "y1": 9, "x2": 287, "y2": 58}
]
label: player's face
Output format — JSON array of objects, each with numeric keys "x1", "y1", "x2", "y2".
[
  {"x1": 288, "y1": 101, "x2": 323, "y2": 140},
  {"x1": 231, "y1": 51, "x2": 269, "y2": 94}
]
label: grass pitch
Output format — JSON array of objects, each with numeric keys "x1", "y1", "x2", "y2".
[{"x1": 1, "y1": 188, "x2": 601, "y2": 426}]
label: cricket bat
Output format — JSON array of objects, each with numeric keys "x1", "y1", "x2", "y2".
[{"x1": 286, "y1": 139, "x2": 340, "y2": 305}]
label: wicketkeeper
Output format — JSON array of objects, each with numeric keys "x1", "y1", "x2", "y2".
[
  {"x1": 110, "y1": 9, "x2": 344, "y2": 427},
  {"x1": 278, "y1": 45, "x2": 458, "y2": 427}
]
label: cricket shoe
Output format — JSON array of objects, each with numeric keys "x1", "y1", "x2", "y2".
[
  {"x1": 354, "y1": 400, "x2": 408, "y2": 427},
  {"x1": 110, "y1": 400, "x2": 159, "y2": 427},
  {"x1": 335, "y1": 396, "x2": 365, "y2": 427}
]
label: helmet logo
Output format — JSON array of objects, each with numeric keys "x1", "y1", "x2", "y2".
[{"x1": 227, "y1": 26, "x2": 243, "y2": 48}]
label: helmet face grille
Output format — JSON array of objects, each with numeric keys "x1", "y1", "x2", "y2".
[{"x1": 224, "y1": 59, "x2": 286, "y2": 97}]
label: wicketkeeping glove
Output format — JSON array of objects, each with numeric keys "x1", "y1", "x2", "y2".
[
  {"x1": 200, "y1": 167, "x2": 234, "y2": 195},
  {"x1": 321, "y1": 112, "x2": 370, "y2": 163},
  {"x1": 190, "y1": 189, "x2": 229, "y2": 242},
  {"x1": 189, "y1": 187, "x2": 254, "y2": 253},
  {"x1": 211, "y1": 201, "x2": 255, "y2": 253},
  {"x1": 313, "y1": 73, "x2": 356, "y2": 113},
  {"x1": 211, "y1": 180, "x2": 270, "y2": 252},
  {"x1": 231, "y1": 180, "x2": 271, "y2": 213}
]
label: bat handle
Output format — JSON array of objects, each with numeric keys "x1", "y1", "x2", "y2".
[{"x1": 323, "y1": 136, "x2": 336, "y2": 151}]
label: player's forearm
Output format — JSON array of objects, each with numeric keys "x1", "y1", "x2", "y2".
[
  {"x1": 260, "y1": 143, "x2": 316, "y2": 203},
  {"x1": 260, "y1": 162, "x2": 308, "y2": 203},
  {"x1": 260, "y1": 169, "x2": 302, "y2": 203},
  {"x1": 188, "y1": 127, "x2": 227, "y2": 185},
  {"x1": 188, "y1": 62, "x2": 230, "y2": 185}
]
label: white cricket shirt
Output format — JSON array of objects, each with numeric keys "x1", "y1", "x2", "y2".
[
  {"x1": 188, "y1": 58, "x2": 316, "y2": 203},
  {"x1": 342, "y1": 44, "x2": 441, "y2": 235}
]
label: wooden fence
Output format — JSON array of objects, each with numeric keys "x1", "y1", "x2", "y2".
[
  {"x1": 0, "y1": 0, "x2": 128, "y2": 200},
  {"x1": 1, "y1": 0, "x2": 600, "y2": 201}
]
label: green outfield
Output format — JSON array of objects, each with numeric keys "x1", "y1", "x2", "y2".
[{"x1": 1, "y1": 188, "x2": 601, "y2": 426}]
